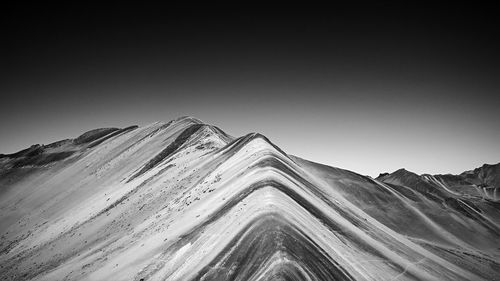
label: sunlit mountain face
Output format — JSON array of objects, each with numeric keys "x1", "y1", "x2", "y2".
[{"x1": 0, "y1": 117, "x2": 499, "y2": 281}]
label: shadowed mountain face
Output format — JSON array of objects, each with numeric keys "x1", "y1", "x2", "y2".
[{"x1": 0, "y1": 117, "x2": 499, "y2": 281}]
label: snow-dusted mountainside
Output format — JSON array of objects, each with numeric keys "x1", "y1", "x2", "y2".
[{"x1": 0, "y1": 117, "x2": 499, "y2": 281}]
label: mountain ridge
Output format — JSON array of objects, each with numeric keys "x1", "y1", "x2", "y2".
[
  {"x1": 0, "y1": 116, "x2": 499, "y2": 280},
  {"x1": 377, "y1": 162, "x2": 500, "y2": 202},
  {"x1": 2, "y1": 117, "x2": 498, "y2": 183}
]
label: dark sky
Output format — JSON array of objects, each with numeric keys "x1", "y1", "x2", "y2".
[{"x1": 2, "y1": 5, "x2": 500, "y2": 176}]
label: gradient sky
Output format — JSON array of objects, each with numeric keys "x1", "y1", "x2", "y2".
[{"x1": 2, "y1": 5, "x2": 500, "y2": 177}]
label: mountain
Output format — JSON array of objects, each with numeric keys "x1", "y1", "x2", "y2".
[
  {"x1": 377, "y1": 164, "x2": 500, "y2": 206},
  {"x1": 0, "y1": 116, "x2": 499, "y2": 281}
]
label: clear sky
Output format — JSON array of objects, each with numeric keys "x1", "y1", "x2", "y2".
[{"x1": 2, "y1": 5, "x2": 500, "y2": 177}]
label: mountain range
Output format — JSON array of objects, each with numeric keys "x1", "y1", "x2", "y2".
[{"x1": 0, "y1": 116, "x2": 499, "y2": 280}]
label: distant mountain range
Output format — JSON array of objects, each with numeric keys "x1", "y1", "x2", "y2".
[
  {"x1": 1, "y1": 116, "x2": 499, "y2": 281},
  {"x1": 377, "y1": 163, "x2": 500, "y2": 202}
]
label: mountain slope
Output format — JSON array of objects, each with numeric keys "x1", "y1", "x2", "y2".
[{"x1": 0, "y1": 117, "x2": 499, "y2": 281}]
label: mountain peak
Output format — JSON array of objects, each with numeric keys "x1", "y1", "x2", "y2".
[
  {"x1": 173, "y1": 115, "x2": 205, "y2": 124},
  {"x1": 376, "y1": 167, "x2": 417, "y2": 180},
  {"x1": 0, "y1": 117, "x2": 499, "y2": 280}
]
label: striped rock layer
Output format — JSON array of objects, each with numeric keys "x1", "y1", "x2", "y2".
[{"x1": 0, "y1": 117, "x2": 499, "y2": 281}]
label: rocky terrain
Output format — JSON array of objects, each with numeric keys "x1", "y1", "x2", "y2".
[{"x1": 0, "y1": 116, "x2": 499, "y2": 280}]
